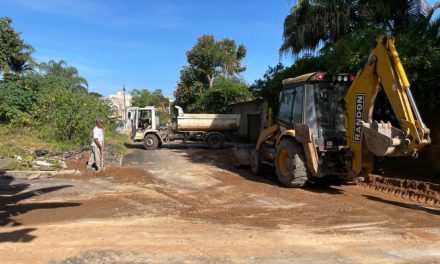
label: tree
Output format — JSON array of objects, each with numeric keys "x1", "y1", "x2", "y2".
[
  {"x1": 185, "y1": 34, "x2": 247, "y2": 89},
  {"x1": 280, "y1": 0, "x2": 433, "y2": 57},
  {"x1": 194, "y1": 77, "x2": 251, "y2": 113},
  {"x1": 39, "y1": 60, "x2": 88, "y2": 91},
  {"x1": 175, "y1": 35, "x2": 247, "y2": 112},
  {"x1": 250, "y1": 57, "x2": 324, "y2": 112},
  {"x1": 173, "y1": 66, "x2": 204, "y2": 110},
  {"x1": 131, "y1": 88, "x2": 167, "y2": 108},
  {"x1": 0, "y1": 17, "x2": 35, "y2": 74}
]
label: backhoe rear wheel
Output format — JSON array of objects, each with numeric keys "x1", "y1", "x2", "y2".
[{"x1": 275, "y1": 138, "x2": 308, "y2": 187}]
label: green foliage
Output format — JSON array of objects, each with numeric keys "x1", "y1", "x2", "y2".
[
  {"x1": 193, "y1": 77, "x2": 251, "y2": 113},
  {"x1": 35, "y1": 87, "x2": 115, "y2": 145},
  {"x1": 39, "y1": 60, "x2": 88, "y2": 91},
  {"x1": 0, "y1": 17, "x2": 35, "y2": 73},
  {"x1": 131, "y1": 88, "x2": 167, "y2": 108},
  {"x1": 0, "y1": 66, "x2": 115, "y2": 147},
  {"x1": 281, "y1": 0, "x2": 432, "y2": 57},
  {"x1": 186, "y1": 35, "x2": 247, "y2": 88},
  {"x1": 175, "y1": 35, "x2": 248, "y2": 112},
  {"x1": 131, "y1": 88, "x2": 171, "y2": 124},
  {"x1": 251, "y1": 56, "x2": 324, "y2": 111},
  {"x1": 174, "y1": 66, "x2": 205, "y2": 110},
  {"x1": 0, "y1": 72, "x2": 50, "y2": 125}
]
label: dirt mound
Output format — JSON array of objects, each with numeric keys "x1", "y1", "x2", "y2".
[
  {"x1": 61, "y1": 157, "x2": 156, "y2": 185},
  {"x1": 360, "y1": 174, "x2": 440, "y2": 207}
]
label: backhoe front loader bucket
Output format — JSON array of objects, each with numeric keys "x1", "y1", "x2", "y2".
[
  {"x1": 233, "y1": 145, "x2": 255, "y2": 167},
  {"x1": 362, "y1": 121, "x2": 404, "y2": 156}
]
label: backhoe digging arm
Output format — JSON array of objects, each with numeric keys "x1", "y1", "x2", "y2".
[{"x1": 344, "y1": 36, "x2": 431, "y2": 177}]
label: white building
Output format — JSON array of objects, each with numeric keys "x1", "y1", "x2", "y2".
[{"x1": 108, "y1": 91, "x2": 132, "y2": 119}]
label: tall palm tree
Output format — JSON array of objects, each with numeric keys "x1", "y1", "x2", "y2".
[
  {"x1": 280, "y1": 0, "x2": 433, "y2": 57},
  {"x1": 7, "y1": 44, "x2": 36, "y2": 73},
  {"x1": 280, "y1": 0, "x2": 356, "y2": 57},
  {"x1": 39, "y1": 60, "x2": 88, "y2": 91}
]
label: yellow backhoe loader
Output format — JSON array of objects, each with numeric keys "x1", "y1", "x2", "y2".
[{"x1": 245, "y1": 36, "x2": 431, "y2": 187}]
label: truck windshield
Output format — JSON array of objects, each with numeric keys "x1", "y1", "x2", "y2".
[{"x1": 317, "y1": 83, "x2": 349, "y2": 135}]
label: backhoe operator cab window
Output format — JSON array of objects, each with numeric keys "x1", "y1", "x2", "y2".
[{"x1": 278, "y1": 85, "x2": 304, "y2": 129}]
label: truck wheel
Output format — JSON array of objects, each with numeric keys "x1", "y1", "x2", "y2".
[
  {"x1": 144, "y1": 134, "x2": 159, "y2": 150},
  {"x1": 275, "y1": 138, "x2": 308, "y2": 187},
  {"x1": 250, "y1": 150, "x2": 262, "y2": 175},
  {"x1": 207, "y1": 133, "x2": 224, "y2": 149}
]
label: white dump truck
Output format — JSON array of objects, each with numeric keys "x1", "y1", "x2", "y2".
[{"x1": 127, "y1": 106, "x2": 240, "y2": 150}]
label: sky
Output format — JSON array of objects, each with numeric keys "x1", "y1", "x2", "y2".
[
  {"x1": 1, "y1": 0, "x2": 438, "y2": 97},
  {"x1": 1, "y1": 0, "x2": 294, "y2": 97}
]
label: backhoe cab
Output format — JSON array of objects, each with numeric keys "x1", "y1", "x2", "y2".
[
  {"x1": 252, "y1": 72, "x2": 355, "y2": 187},
  {"x1": 250, "y1": 36, "x2": 430, "y2": 187}
]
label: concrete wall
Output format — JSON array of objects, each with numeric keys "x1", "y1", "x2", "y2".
[{"x1": 231, "y1": 99, "x2": 268, "y2": 143}]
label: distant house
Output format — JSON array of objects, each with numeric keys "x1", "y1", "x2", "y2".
[{"x1": 107, "y1": 91, "x2": 132, "y2": 119}]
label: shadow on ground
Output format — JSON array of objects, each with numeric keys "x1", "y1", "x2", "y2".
[
  {"x1": 0, "y1": 174, "x2": 80, "y2": 243},
  {"x1": 363, "y1": 195, "x2": 440, "y2": 215}
]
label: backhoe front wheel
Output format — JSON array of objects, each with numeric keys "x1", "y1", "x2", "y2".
[
  {"x1": 144, "y1": 134, "x2": 159, "y2": 150},
  {"x1": 275, "y1": 138, "x2": 308, "y2": 187}
]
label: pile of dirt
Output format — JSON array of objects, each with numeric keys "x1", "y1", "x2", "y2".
[
  {"x1": 63, "y1": 157, "x2": 156, "y2": 185},
  {"x1": 360, "y1": 174, "x2": 440, "y2": 207}
]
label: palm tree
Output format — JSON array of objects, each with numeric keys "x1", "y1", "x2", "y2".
[
  {"x1": 280, "y1": 0, "x2": 433, "y2": 57},
  {"x1": 280, "y1": 0, "x2": 356, "y2": 57},
  {"x1": 39, "y1": 60, "x2": 88, "y2": 91},
  {"x1": 7, "y1": 44, "x2": 36, "y2": 73}
]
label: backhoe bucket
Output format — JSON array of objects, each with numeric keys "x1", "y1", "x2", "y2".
[
  {"x1": 233, "y1": 145, "x2": 255, "y2": 167},
  {"x1": 362, "y1": 121, "x2": 403, "y2": 156}
]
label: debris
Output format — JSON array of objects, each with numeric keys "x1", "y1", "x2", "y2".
[
  {"x1": 36, "y1": 161, "x2": 54, "y2": 167},
  {"x1": 14, "y1": 155, "x2": 22, "y2": 161},
  {"x1": 35, "y1": 149, "x2": 48, "y2": 157}
]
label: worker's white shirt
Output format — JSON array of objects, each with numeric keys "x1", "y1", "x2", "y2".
[{"x1": 91, "y1": 127, "x2": 104, "y2": 147}]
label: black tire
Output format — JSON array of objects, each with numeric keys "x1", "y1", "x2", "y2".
[
  {"x1": 144, "y1": 134, "x2": 159, "y2": 150},
  {"x1": 207, "y1": 133, "x2": 224, "y2": 149},
  {"x1": 250, "y1": 150, "x2": 262, "y2": 175},
  {"x1": 275, "y1": 138, "x2": 308, "y2": 187}
]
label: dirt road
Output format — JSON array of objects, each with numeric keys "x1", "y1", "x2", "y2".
[{"x1": 1, "y1": 145, "x2": 439, "y2": 263}]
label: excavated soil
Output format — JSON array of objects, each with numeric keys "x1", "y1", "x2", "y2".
[{"x1": 0, "y1": 146, "x2": 439, "y2": 263}]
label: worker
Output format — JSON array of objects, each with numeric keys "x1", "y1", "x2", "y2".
[{"x1": 87, "y1": 118, "x2": 105, "y2": 172}]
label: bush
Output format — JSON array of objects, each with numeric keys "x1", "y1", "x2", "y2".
[
  {"x1": 35, "y1": 87, "x2": 116, "y2": 145},
  {"x1": 192, "y1": 77, "x2": 251, "y2": 113}
]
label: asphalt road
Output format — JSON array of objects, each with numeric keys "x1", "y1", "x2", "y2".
[{"x1": 0, "y1": 146, "x2": 439, "y2": 263}]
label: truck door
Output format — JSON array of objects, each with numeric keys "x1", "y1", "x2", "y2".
[{"x1": 130, "y1": 109, "x2": 138, "y2": 140}]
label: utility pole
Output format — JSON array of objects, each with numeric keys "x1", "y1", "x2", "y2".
[{"x1": 123, "y1": 84, "x2": 127, "y2": 131}]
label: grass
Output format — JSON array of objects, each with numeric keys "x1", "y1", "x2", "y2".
[
  {"x1": 0, "y1": 125, "x2": 131, "y2": 162},
  {"x1": 105, "y1": 129, "x2": 131, "y2": 155}
]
